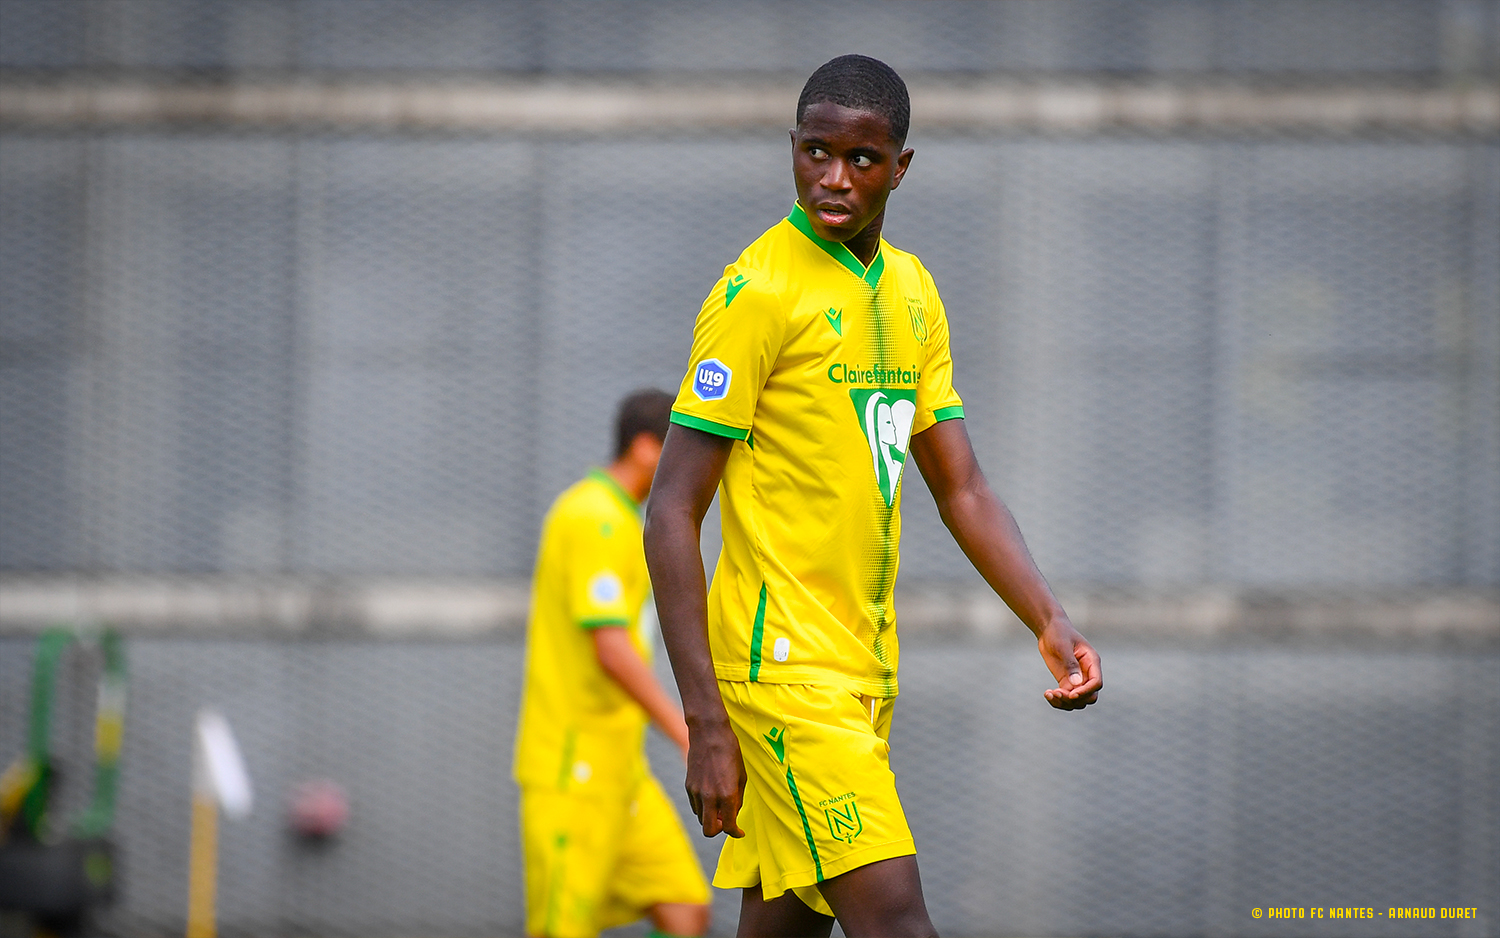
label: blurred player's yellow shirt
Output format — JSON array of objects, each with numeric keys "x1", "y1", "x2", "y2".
[
  {"x1": 513, "y1": 470, "x2": 654, "y2": 791},
  {"x1": 671, "y1": 203, "x2": 965, "y2": 699}
]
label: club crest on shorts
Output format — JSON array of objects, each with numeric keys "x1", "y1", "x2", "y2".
[
  {"x1": 819, "y1": 792, "x2": 863, "y2": 844},
  {"x1": 692, "y1": 359, "x2": 731, "y2": 401}
]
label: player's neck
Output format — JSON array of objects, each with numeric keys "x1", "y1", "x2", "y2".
[
  {"x1": 845, "y1": 211, "x2": 885, "y2": 267},
  {"x1": 604, "y1": 459, "x2": 649, "y2": 505}
]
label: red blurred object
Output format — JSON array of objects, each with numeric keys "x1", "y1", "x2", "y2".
[{"x1": 287, "y1": 779, "x2": 348, "y2": 839}]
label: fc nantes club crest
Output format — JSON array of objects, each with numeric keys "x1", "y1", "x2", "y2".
[
  {"x1": 824, "y1": 796, "x2": 863, "y2": 844},
  {"x1": 849, "y1": 388, "x2": 917, "y2": 507}
]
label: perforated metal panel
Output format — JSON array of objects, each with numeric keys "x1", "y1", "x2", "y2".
[
  {"x1": 2, "y1": 635, "x2": 1494, "y2": 937},
  {"x1": 1, "y1": 1, "x2": 1491, "y2": 76},
  {"x1": 2, "y1": 132, "x2": 1495, "y2": 586},
  {"x1": 2, "y1": 3, "x2": 1498, "y2": 937}
]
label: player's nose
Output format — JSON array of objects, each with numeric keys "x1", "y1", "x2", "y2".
[{"x1": 821, "y1": 158, "x2": 852, "y2": 191}]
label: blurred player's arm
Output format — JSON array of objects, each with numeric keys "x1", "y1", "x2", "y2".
[
  {"x1": 642, "y1": 423, "x2": 746, "y2": 838},
  {"x1": 910, "y1": 417, "x2": 1103, "y2": 710},
  {"x1": 590, "y1": 626, "x2": 689, "y2": 757}
]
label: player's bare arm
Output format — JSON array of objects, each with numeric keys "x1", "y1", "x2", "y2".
[
  {"x1": 910, "y1": 418, "x2": 1103, "y2": 710},
  {"x1": 641, "y1": 423, "x2": 746, "y2": 837},
  {"x1": 590, "y1": 626, "x2": 690, "y2": 756}
]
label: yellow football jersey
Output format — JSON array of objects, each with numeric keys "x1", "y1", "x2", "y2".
[
  {"x1": 514, "y1": 470, "x2": 655, "y2": 790},
  {"x1": 671, "y1": 203, "x2": 964, "y2": 698}
]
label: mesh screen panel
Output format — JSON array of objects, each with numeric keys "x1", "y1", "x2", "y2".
[
  {"x1": 3, "y1": 3, "x2": 1498, "y2": 936},
  {"x1": 2, "y1": 134, "x2": 1495, "y2": 586},
  {"x1": 1, "y1": 1, "x2": 1491, "y2": 76},
  {"x1": 1, "y1": 635, "x2": 1494, "y2": 937}
]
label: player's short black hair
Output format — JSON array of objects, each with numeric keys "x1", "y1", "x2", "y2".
[
  {"x1": 796, "y1": 54, "x2": 910, "y2": 144},
  {"x1": 614, "y1": 388, "x2": 675, "y2": 458}
]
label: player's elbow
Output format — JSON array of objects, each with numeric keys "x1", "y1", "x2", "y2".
[
  {"x1": 935, "y1": 480, "x2": 999, "y2": 540},
  {"x1": 932, "y1": 480, "x2": 980, "y2": 525},
  {"x1": 642, "y1": 492, "x2": 694, "y2": 552},
  {"x1": 594, "y1": 650, "x2": 624, "y2": 680},
  {"x1": 591, "y1": 624, "x2": 633, "y2": 662}
]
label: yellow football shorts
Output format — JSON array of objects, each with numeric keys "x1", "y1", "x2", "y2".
[
  {"x1": 520, "y1": 772, "x2": 710, "y2": 938},
  {"x1": 713, "y1": 681, "x2": 917, "y2": 916}
]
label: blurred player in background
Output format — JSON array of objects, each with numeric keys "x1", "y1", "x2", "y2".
[
  {"x1": 513, "y1": 388, "x2": 710, "y2": 938},
  {"x1": 644, "y1": 56, "x2": 1103, "y2": 936}
]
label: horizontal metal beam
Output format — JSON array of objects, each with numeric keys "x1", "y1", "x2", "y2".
[
  {"x1": 2, "y1": 576, "x2": 1495, "y2": 642},
  {"x1": 2, "y1": 79, "x2": 1497, "y2": 134}
]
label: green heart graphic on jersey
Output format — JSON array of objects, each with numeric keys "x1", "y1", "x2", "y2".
[{"x1": 849, "y1": 388, "x2": 917, "y2": 507}]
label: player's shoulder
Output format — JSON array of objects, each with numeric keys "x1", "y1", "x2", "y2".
[
  {"x1": 547, "y1": 473, "x2": 632, "y2": 532},
  {"x1": 878, "y1": 239, "x2": 934, "y2": 280},
  {"x1": 708, "y1": 218, "x2": 800, "y2": 309},
  {"x1": 879, "y1": 239, "x2": 942, "y2": 298}
]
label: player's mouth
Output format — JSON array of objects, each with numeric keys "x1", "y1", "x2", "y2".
[{"x1": 815, "y1": 203, "x2": 855, "y2": 226}]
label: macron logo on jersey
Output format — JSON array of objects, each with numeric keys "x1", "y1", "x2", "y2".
[{"x1": 693, "y1": 359, "x2": 731, "y2": 401}]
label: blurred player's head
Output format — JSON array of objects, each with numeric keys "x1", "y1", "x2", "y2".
[
  {"x1": 791, "y1": 55, "x2": 914, "y2": 248},
  {"x1": 613, "y1": 386, "x2": 674, "y2": 458},
  {"x1": 611, "y1": 388, "x2": 673, "y2": 499}
]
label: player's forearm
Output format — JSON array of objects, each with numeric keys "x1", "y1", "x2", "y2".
[
  {"x1": 913, "y1": 420, "x2": 1070, "y2": 637},
  {"x1": 939, "y1": 481, "x2": 1069, "y2": 637},
  {"x1": 643, "y1": 501, "x2": 730, "y2": 727},
  {"x1": 643, "y1": 425, "x2": 735, "y2": 728},
  {"x1": 594, "y1": 635, "x2": 690, "y2": 750}
]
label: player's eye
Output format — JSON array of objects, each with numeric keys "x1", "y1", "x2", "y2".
[
  {"x1": 851, "y1": 154, "x2": 873, "y2": 168},
  {"x1": 808, "y1": 147, "x2": 828, "y2": 159}
]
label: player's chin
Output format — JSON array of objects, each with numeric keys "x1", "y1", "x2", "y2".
[
  {"x1": 810, "y1": 209, "x2": 866, "y2": 240},
  {"x1": 813, "y1": 220, "x2": 859, "y2": 243}
]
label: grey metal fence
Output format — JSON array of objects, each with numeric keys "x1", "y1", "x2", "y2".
[
  {"x1": 3, "y1": 3, "x2": 1498, "y2": 937},
  {"x1": 2, "y1": 132, "x2": 1496, "y2": 587},
  {"x1": 2, "y1": 634, "x2": 1495, "y2": 937},
  {"x1": 1, "y1": 0, "x2": 1494, "y2": 77}
]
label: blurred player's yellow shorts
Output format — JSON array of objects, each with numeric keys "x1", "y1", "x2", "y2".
[
  {"x1": 713, "y1": 681, "x2": 916, "y2": 916},
  {"x1": 520, "y1": 772, "x2": 709, "y2": 938}
]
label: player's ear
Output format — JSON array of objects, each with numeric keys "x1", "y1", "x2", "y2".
[{"x1": 891, "y1": 147, "x2": 915, "y2": 189}]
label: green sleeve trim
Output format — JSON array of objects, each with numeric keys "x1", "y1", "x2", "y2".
[
  {"x1": 670, "y1": 410, "x2": 750, "y2": 441},
  {"x1": 578, "y1": 616, "x2": 629, "y2": 630},
  {"x1": 932, "y1": 405, "x2": 965, "y2": 423}
]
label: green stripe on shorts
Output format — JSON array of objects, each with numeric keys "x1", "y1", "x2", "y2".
[{"x1": 785, "y1": 766, "x2": 823, "y2": 882}]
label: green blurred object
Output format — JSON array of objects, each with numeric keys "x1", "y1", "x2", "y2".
[{"x1": 0, "y1": 626, "x2": 127, "y2": 929}]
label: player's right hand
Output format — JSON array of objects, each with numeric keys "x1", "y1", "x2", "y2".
[
  {"x1": 1038, "y1": 618, "x2": 1104, "y2": 710},
  {"x1": 684, "y1": 717, "x2": 747, "y2": 838}
]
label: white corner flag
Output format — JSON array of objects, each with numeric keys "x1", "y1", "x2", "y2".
[
  {"x1": 187, "y1": 707, "x2": 252, "y2": 938},
  {"x1": 195, "y1": 708, "x2": 253, "y2": 819}
]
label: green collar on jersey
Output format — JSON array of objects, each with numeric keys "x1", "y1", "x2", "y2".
[
  {"x1": 788, "y1": 203, "x2": 886, "y2": 291},
  {"x1": 588, "y1": 468, "x2": 640, "y2": 516}
]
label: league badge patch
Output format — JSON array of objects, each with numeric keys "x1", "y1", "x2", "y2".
[{"x1": 693, "y1": 359, "x2": 732, "y2": 401}]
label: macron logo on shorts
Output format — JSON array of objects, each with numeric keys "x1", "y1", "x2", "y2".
[{"x1": 693, "y1": 359, "x2": 731, "y2": 401}]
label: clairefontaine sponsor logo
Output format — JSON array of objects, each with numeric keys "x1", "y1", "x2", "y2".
[{"x1": 826, "y1": 362, "x2": 922, "y2": 386}]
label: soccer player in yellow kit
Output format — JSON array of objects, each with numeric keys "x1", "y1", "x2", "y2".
[
  {"x1": 514, "y1": 390, "x2": 710, "y2": 938},
  {"x1": 643, "y1": 56, "x2": 1103, "y2": 936}
]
